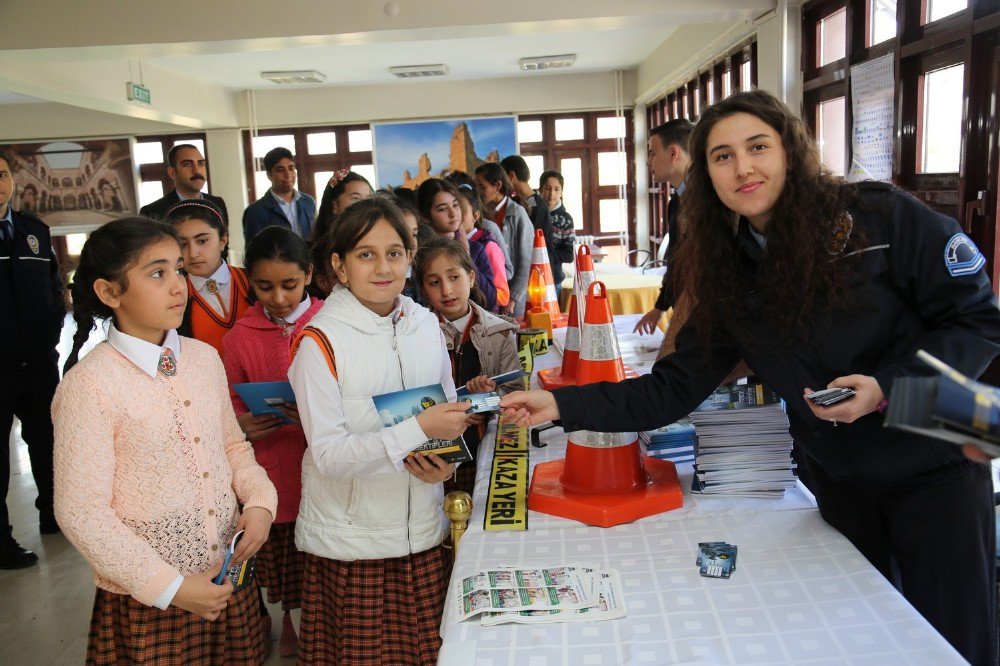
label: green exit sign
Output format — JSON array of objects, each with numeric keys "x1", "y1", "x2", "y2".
[{"x1": 126, "y1": 82, "x2": 151, "y2": 105}]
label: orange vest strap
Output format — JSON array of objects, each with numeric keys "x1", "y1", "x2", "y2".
[{"x1": 291, "y1": 326, "x2": 337, "y2": 379}]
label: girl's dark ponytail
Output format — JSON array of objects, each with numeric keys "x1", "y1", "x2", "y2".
[{"x1": 63, "y1": 217, "x2": 180, "y2": 374}]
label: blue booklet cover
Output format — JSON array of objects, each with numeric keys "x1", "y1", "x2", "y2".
[
  {"x1": 372, "y1": 383, "x2": 473, "y2": 463},
  {"x1": 233, "y1": 381, "x2": 295, "y2": 422}
]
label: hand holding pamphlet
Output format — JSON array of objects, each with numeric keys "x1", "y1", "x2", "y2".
[
  {"x1": 233, "y1": 381, "x2": 295, "y2": 423},
  {"x1": 213, "y1": 530, "x2": 256, "y2": 591},
  {"x1": 372, "y1": 383, "x2": 473, "y2": 463},
  {"x1": 456, "y1": 370, "x2": 527, "y2": 397}
]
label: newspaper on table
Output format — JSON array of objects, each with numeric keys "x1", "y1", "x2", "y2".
[
  {"x1": 480, "y1": 569, "x2": 626, "y2": 625},
  {"x1": 454, "y1": 564, "x2": 614, "y2": 623}
]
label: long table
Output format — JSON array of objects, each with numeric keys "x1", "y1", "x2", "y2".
[{"x1": 438, "y1": 315, "x2": 964, "y2": 665}]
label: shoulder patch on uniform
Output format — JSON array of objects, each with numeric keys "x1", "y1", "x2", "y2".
[{"x1": 943, "y1": 233, "x2": 985, "y2": 277}]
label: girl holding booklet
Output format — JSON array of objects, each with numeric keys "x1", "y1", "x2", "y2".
[
  {"x1": 166, "y1": 200, "x2": 253, "y2": 357},
  {"x1": 500, "y1": 90, "x2": 1000, "y2": 665},
  {"x1": 54, "y1": 218, "x2": 277, "y2": 665},
  {"x1": 221, "y1": 225, "x2": 323, "y2": 657},
  {"x1": 412, "y1": 236, "x2": 521, "y2": 495},
  {"x1": 288, "y1": 197, "x2": 471, "y2": 665}
]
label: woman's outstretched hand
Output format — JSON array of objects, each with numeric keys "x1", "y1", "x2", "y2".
[{"x1": 498, "y1": 390, "x2": 560, "y2": 427}]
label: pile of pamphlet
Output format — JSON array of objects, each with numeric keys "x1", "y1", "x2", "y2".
[
  {"x1": 639, "y1": 419, "x2": 697, "y2": 464},
  {"x1": 689, "y1": 383, "x2": 797, "y2": 498},
  {"x1": 453, "y1": 564, "x2": 626, "y2": 625},
  {"x1": 884, "y1": 350, "x2": 1000, "y2": 457}
]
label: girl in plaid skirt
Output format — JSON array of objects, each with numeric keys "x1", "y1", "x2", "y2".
[
  {"x1": 223, "y1": 226, "x2": 322, "y2": 657},
  {"x1": 53, "y1": 218, "x2": 278, "y2": 665},
  {"x1": 289, "y1": 198, "x2": 471, "y2": 665}
]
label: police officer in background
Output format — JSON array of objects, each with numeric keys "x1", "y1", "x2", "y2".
[
  {"x1": 0, "y1": 152, "x2": 64, "y2": 569},
  {"x1": 501, "y1": 91, "x2": 999, "y2": 665}
]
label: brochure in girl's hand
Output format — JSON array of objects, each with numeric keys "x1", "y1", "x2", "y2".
[
  {"x1": 372, "y1": 383, "x2": 473, "y2": 463},
  {"x1": 233, "y1": 381, "x2": 295, "y2": 423}
]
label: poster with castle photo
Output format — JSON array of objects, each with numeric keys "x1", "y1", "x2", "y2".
[
  {"x1": 372, "y1": 116, "x2": 517, "y2": 189},
  {"x1": 1, "y1": 138, "x2": 137, "y2": 233}
]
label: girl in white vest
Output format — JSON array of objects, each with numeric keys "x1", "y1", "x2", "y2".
[{"x1": 288, "y1": 197, "x2": 471, "y2": 665}]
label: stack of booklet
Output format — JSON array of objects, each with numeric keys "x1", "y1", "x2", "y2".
[
  {"x1": 884, "y1": 350, "x2": 1000, "y2": 457},
  {"x1": 639, "y1": 419, "x2": 697, "y2": 464},
  {"x1": 453, "y1": 564, "x2": 626, "y2": 625},
  {"x1": 688, "y1": 383, "x2": 798, "y2": 498}
]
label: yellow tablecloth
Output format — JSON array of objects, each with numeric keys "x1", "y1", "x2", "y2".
[{"x1": 559, "y1": 272, "x2": 663, "y2": 315}]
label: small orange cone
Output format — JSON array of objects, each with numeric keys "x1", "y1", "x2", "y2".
[
  {"x1": 536, "y1": 292, "x2": 580, "y2": 389},
  {"x1": 522, "y1": 229, "x2": 567, "y2": 329},
  {"x1": 574, "y1": 245, "x2": 597, "y2": 329},
  {"x1": 528, "y1": 281, "x2": 683, "y2": 527}
]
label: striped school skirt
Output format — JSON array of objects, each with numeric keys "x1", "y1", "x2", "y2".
[
  {"x1": 297, "y1": 545, "x2": 450, "y2": 665},
  {"x1": 255, "y1": 521, "x2": 304, "y2": 610},
  {"x1": 86, "y1": 580, "x2": 264, "y2": 665}
]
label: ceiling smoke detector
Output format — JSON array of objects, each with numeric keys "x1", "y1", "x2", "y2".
[
  {"x1": 260, "y1": 70, "x2": 326, "y2": 84},
  {"x1": 389, "y1": 64, "x2": 450, "y2": 78},
  {"x1": 519, "y1": 54, "x2": 577, "y2": 71}
]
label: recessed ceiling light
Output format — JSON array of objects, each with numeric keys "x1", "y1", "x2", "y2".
[
  {"x1": 389, "y1": 64, "x2": 450, "y2": 78},
  {"x1": 519, "y1": 54, "x2": 577, "y2": 71},
  {"x1": 260, "y1": 70, "x2": 326, "y2": 84}
]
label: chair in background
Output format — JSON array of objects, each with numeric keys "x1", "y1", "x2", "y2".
[{"x1": 625, "y1": 233, "x2": 670, "y2": 275}]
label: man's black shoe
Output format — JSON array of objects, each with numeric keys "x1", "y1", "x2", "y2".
[
  {"x1": 0, "y1": 541, "x2": 39, "y2": 570},
  {"x1": 39, "y1": 515, "x2": 60, "y2": 535}
]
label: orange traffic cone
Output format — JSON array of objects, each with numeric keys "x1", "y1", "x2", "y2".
[
  {"x1": 536, "y1": 292, "x2": 580, "y2": 389},
  {"x1": 574, "y1": 245, "x2": 597, "y2": 330},
  {"x1": 528, "y1": 281, "x2": 683, "y2": 527},
  {"x1": 521, "y1": 229, "x2": 567, "y2": 329}
]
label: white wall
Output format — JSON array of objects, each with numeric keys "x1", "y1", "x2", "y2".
[{"x1": 243, "y1": 71, "x2": 637, "y2": 128}]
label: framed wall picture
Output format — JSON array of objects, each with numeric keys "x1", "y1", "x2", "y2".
[
  {"x1": 2, "y1": 138, "x2": 138, "y2": 234},
  {"x1": 373, "y1": 116, "x2": 517, "y2": 190}
]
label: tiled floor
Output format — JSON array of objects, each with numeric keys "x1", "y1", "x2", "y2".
[{"x1": 0, "y1": 319, "x2": 292, "y2": 664}]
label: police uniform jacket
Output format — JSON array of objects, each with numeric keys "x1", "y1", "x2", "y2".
[
  {"x1": 0, "y1": 210, "x2": 65, "y2": 370},
  {"x1": 554, "y1": 183, "x2": 1000, "y2": 486},
  {"x1": 139, "y1": 190, "x2": 229, "y2": 227}
]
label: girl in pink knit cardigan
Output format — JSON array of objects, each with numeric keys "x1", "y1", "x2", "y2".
[
  {"x1": 53, "y1": 218, "x2": 277, "y2": 665},
  {"x1": 222, "y1": 226, "x2": 322, "y2": 657}
]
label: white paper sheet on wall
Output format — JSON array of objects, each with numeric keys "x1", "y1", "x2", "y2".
[{"x1": 849, "y1": 53, "x2": 894, "y2": 182}]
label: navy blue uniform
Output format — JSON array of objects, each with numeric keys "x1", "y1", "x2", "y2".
[
  {"x1": 554, "y1": 183, "x2": 999, "y2": 665},
  {"x1": 1, "y1": 209, "x2": 64, "y2": 544}
]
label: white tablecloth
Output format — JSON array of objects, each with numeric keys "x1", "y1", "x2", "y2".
[{"x1": 438, "y1": 316, "x2": 964, "y2": 665}]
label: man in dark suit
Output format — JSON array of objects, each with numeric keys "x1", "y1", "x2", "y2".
[
  {"x1": 139, "y1": 144, "x2": 229, "y2": 225},
  {"x1": 242, "y1": 147, "x2": 316, "y2": 245},
  {"x1": 0, "y1": 152, "x2": 64, "y2": 569},
  {"x1": 633, "y1": 119, "x2": 694, "y2": 336}
]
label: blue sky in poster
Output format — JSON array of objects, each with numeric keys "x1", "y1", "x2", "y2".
[{"x1": 373, "y1": 116, "x2": 516, "y2": 188}]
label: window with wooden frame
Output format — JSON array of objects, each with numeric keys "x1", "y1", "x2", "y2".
[
  {"x1": 643, "y1": 39, "x2": 757, "y2": 258},
  {"x1": 801, "y1": 0, "x2": 1000, "y2": 292},
  {"x1": 240, "y1": 125, "x2": 374, "y2": 205},
  {"x1": 518, "y1": 111, "x2": 636, "y2": 263},
  {"x1": 133, "y1": 133, "x2": 209, "y2": 209}
]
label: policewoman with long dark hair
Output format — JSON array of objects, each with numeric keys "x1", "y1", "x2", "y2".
[{"x1": 501, "y1": 90, "x2": 999, "y2": 665}]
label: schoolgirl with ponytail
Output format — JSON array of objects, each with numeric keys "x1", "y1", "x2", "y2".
[{"x1": 54, "y1": 217, "x2": 277, "y2": 665}]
